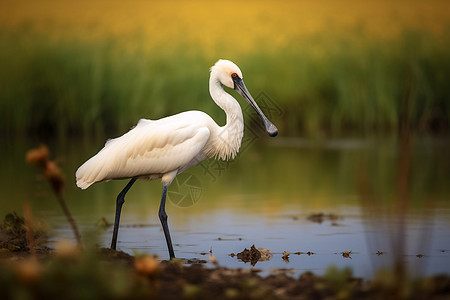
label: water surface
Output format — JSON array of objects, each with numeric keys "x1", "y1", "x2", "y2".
[{"x1": 2, "y1": 135, "x2": 449, "y2": 278}]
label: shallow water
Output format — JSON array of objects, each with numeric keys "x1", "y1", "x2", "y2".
[{"x1": 2, "y1": 134, "x2": 449, "y2": 278}]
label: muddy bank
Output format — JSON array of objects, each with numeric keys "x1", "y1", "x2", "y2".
[
  {"x1": 1, "y1": 247, "x2": 450, "y2": 300},
  {"x1": 1, "y1": 213, "x2": 450, "y2": 299}
]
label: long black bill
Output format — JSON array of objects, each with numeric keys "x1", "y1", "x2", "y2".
[{"x1": 233, "y1": 76, "x2": 278, "y2": 137}]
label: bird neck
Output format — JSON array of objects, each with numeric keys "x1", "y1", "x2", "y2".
[{"x1": 209, "y1": 76, "x2": 244, "y2": 160}]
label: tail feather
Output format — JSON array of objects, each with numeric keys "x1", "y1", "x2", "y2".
[
  {"x1": 76, "y1": 142, "x2": 116, "y2": 189},
  {"x1": 76, "y1": 178, "x2": 93, "y2": 190},
  {"x1": 75, "y1": 155, "x2": 104, "y2": 189},
  {"x1": 75, "y1": 163, "x2": 95, "y2": 189}
]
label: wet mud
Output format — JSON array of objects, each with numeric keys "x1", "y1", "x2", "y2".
[{"x1": 1, "y1": 213, "x2": 450, "y2": 299}]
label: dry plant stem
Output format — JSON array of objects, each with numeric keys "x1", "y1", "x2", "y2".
[
  {"x1": 54, "y1": 190, "x2": 82, "y2": 248},
  {"x1": 26, "y1": 145, "x2": 82, "y2": 247}
]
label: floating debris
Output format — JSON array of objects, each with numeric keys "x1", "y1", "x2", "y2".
[
  {"x1": 236, "y1": 245, "x2": 261, "y2": 266},
  {"x1": 294, "y1": 251, "x2": 316, "y2": 256},
  {"x1": 216, "y1": 237, "x2": 241, "y2": 241},
  {"x1": 307, "y1": 212, "x2": 340, "y2": 224},
  {"x1": 258, "y1": 248, "x2": 272, "y2": 261},
  {"x1": 341, "y1": 251, "x2": 352, "y2": 259},
  {"x1": 376, "y1": 251, "x2": 384, "y2": 256},
  {"x1": 417, "y1": 254, "x2": 424, "y2": 258}
]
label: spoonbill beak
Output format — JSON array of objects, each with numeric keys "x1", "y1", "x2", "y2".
[{"x1": 233, "y1": 76, "x2": 278, "y2": 137}]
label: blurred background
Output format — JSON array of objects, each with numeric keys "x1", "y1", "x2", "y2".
[
  {"x1": 1, "y1": 0, "x2": 449, "y2": 138},
  {"x1": 0, "y1": 0, "x2": 449, "y2": 279}
]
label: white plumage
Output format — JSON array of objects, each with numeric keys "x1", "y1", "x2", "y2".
[
  {"x1": 75, "y1": 59, "x2": 278, "y2": 258},
  {"x1": 76, "y1": 111, "x2": 214, "y2": 189}
]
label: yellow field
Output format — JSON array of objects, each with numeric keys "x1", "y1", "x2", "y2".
[
  {"x1": 1, "y1": 0, "x2": 449, "y2": 137},
  {"x1": 2, "y1": 0, "x2": 450, "y2": 54}
]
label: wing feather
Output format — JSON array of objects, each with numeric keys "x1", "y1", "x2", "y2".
[{"x1": 76, "y1": 113, "x2": 211, "y2": 189}]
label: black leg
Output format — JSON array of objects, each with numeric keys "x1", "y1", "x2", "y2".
[
  {"x1": 159, "y1": 184, "x2": 175, "y2": 259},
  {"x1": 111, "y1": 178, "x2": 137, "y2": 250}
]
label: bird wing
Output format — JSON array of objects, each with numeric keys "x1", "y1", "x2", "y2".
[{"x1": 76, "y1": 113, "x2": 211, "y2": 189}]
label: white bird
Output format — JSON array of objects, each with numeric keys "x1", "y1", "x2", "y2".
[{"x1": 76, "y1": 59, "x2": 278, "y2": 259}]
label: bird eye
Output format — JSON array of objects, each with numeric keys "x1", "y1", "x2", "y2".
[{"x1": 231, "y1": 73, "x2": 238, "y2": 78}]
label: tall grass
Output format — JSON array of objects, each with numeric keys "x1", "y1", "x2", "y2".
[
  {"x1": 273, "y1": 29, "x2": 450, "y2": 136},
  {"x1": 0, "y1": 26, "x2": 449, "y2": 139}
]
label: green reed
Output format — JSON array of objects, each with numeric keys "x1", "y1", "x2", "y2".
[{"x1": 0, "y1": 27, "x2": 449, "y2": 139}]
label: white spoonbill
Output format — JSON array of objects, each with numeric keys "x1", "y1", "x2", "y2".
[{"x1": 76, "y1": 59, "x2": 278, "y2": 259}]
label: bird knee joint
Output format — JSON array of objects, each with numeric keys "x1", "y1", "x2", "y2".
[
  {"x1": 159, "y1": 211, "x2": 168, "y2": 221},
  {"x1": 116, "y1": 196, "x2": 125, "y2": 205}
]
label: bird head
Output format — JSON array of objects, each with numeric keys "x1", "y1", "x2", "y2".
[
  {"x1": 210, "y1": 59, "x2": 278, "y2": 137},
  {"x1": 210, "y1": 59, "x2": 244, "y2": 89}
]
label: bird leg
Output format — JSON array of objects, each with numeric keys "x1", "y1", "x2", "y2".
[
  {"x1": 159, "y1": 183, "x2": 175, "y2": 259},
  {"x1": 111, "y1": 178, "x2": 137, "y2": 250}
]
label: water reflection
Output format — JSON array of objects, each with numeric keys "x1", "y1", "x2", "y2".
[{"x1": 1, "y1": 136, "x2": 449, "y2": 278}]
